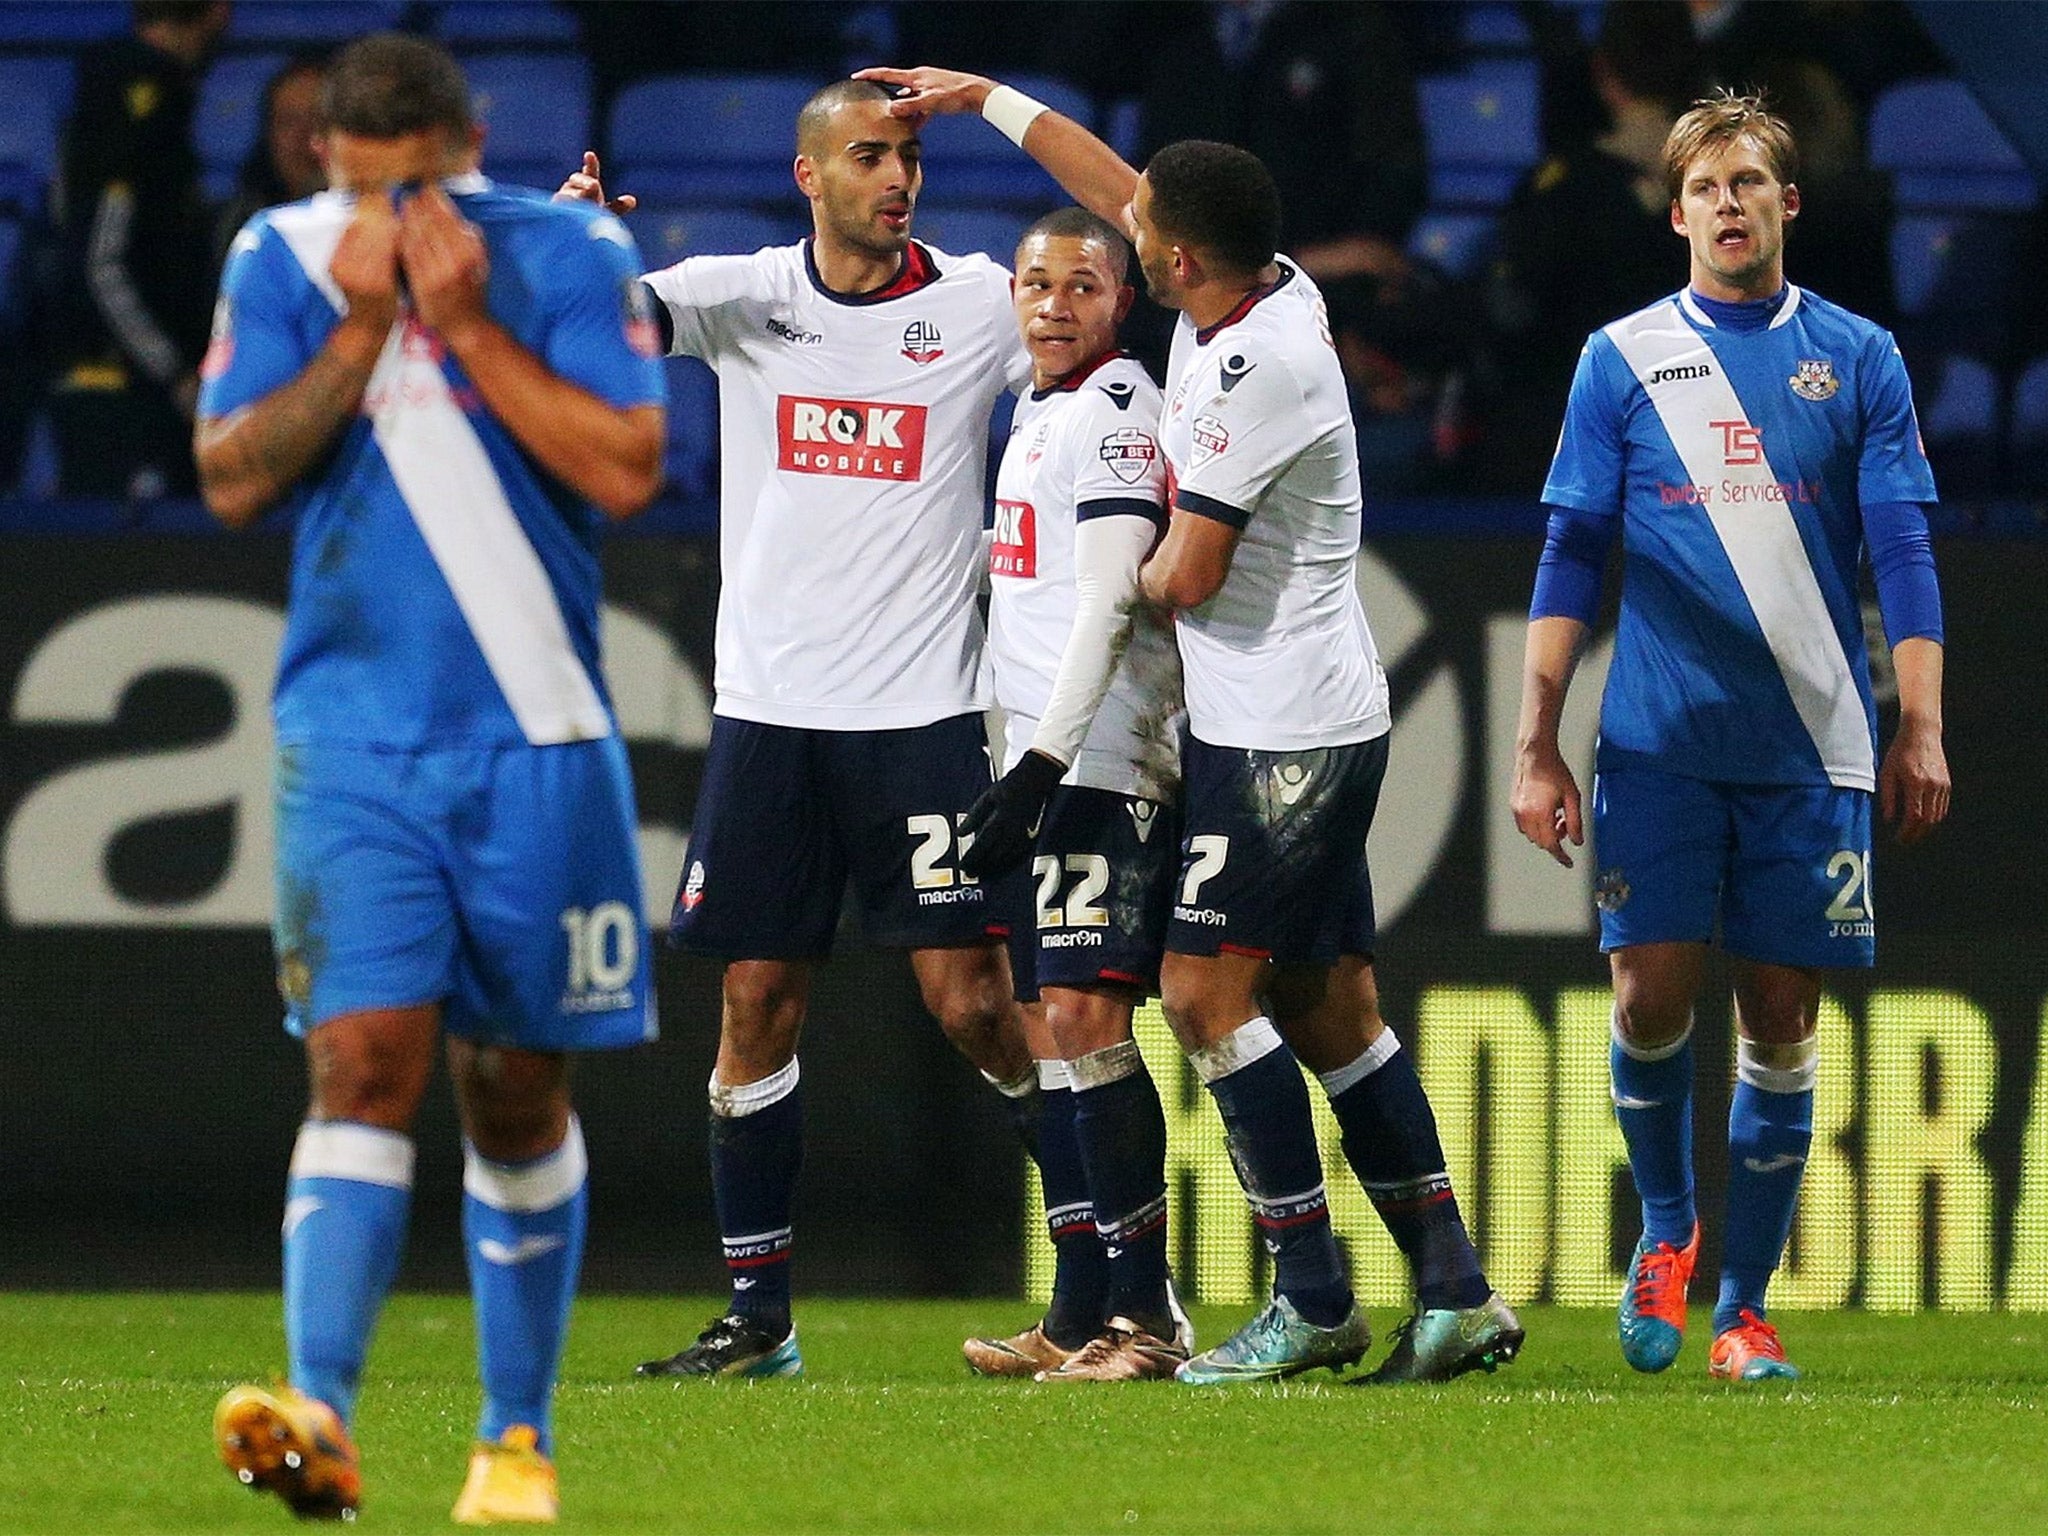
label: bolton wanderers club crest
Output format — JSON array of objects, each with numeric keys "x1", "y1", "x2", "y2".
[
  {"x1": 902, "y1": 319, "x2": 944, "y2": 365},
  {"x1": 1789, "y1": 358, "x2": 1839, "y2": 401}
]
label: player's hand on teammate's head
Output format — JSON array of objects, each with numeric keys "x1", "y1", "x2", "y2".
[
  {"x1": 555, "y1": 151, "x2": 637, "y2": 215},
  {"x1": 398, "y1": 187, "x2": 491, "y2": 342},
  {"x1": 1879, "y1": 719, "x2": 1951, "y2": 845},
  {"x1": 332, "y1": 187, "x2": 402, "y2": 332},
  {"x1": 851, "y1": 66, "x2": 989, "y2": 120}
]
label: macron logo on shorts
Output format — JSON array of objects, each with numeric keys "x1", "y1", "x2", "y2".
[{"x1": 777, "y1": 394, "x2": 928, "y2": 482}]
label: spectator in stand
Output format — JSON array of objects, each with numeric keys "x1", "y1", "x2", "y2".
[
  {"x1": 48, "y1": 0, "x2": 229, "y2": 498},
  {"x1": 1477, "y1": 1, "x2": 1699, "y2": 492},
  {"x1": 213, "y1": 53, "x2": 328, "y2": 267},
  {"x1": 1687, "y1": 0, "x2": 1943, "y2": 115}
]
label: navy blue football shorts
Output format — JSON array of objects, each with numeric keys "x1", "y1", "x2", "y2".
[
  {"x1": 997, "y1": 784, "x2": 1179, "y2": 1003},
  {"x1": 1591, "y1": 765, "x2": 1876, "y2": 968},
  {"x1": 1166, "y1": 730, "x2": 1387, "y2": 964},
  {"x1": 272, "y1": 737, "x2": 654, "y2": 1050},
  {"x1": 671, "y1": 711, "x2": 1002, "y2": 959}
]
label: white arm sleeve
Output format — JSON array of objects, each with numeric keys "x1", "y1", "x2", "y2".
[
  {"x1": 639, "y1": 252, "x2": 766, "y2": 361},
  {"x1": 1029, "y1": 511, "x2": 1159, "y2": 768}
]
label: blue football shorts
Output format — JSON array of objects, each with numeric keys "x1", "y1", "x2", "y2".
[
  {"x1": 1591, "y1": 765, "x2": 1876, "y2": 968},
  {"x1": 996, "y1": 784, "x2": 1180, "y2": 1003},
  {"x1": 1165, "y1": 731, "x2": 1386, "y2": 964},
  {"x1": 272, "y1": 736, "x2": 655, "y2": 1049},
  {"x1": 670, "y1": 712, "x2": 1002, "y2": 959}
]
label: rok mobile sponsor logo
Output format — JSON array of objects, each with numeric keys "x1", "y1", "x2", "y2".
[
  {"x1": 991, "y1": 499, "x2": 1036, "y2": 579},
  {"x1": 776, "y1": 395, "x2": 929, "y2": 482}
]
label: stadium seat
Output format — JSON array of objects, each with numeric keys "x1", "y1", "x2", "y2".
[
  {"x1": 1890, "y1": 212, "x2": 2022, "y2": 357},
  {"x1": 467, "y1": 53, "x2": 591, "y2": 195},
  {"x1": 0, "y1": 55, "x2": 73, "y2": 211},
  {"x1": 1870, "y1": 78, "x2": 2038, "y2": 212},
  {"x1": 913, "y1": 74, "x2": 1089, "y2": 205},
  {"x1": 1917, "y1": 352, "x2": 1999, "y2": 493},
  {"x1": 1418, "y1": 61, "x2": 1541, "y2": 208},
  {"x1": 916, "y1": 205, "x2": 1029, "y2": 265},
  {"x1": 626, "y1": 204, "x2": 791, "y2": 267},
  {"x1": 1460, "y1": 3, "x2": 1533, "y2": 51},
  {"x1": 662, "y1": 356, "x2": 719, "y2": 500},
  {"x1": 430, "y1": 2, "x2": 578, "y2": 46},
  {"x1": 224, "y1": 2, "x2": 407, "y2": 47},
  {"x1": 0, "y1": 1, "x2": 124, "y2": 43},
  {"x1": 608, "y1": 74, "x2": 818, "y2": 204},
  {"x1": 2010, "y1": 354, "x2": 2048, "y2": 490},
  {"x1": 1407, "y1": 209, "x2": 1497, "y2": 279},
  {"x1": 0, "y1": 211, "x2": 24, "y2": 326},
  {"x1": 1104, "y1": 97, "x2": 1142, "y2": 164},
  {"x1": 196, "y1": 52, "x2": 287, "y2": 202}
]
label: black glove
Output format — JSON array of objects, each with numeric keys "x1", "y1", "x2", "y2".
[{"x1": 958, "y1": 749, "x2": 1066, "y2": 881}]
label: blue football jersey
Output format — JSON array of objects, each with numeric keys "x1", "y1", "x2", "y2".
[
  {"x1": 1544, "y1": 286, "x2": 1937, "y2": 790},
  {"x1": 200, "y1": 173, "x2": 666, "y2": 749}
]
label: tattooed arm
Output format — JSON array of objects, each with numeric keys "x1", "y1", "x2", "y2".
[{"x1": 196, "y1": 193, "x2": 401, "y2": 529}]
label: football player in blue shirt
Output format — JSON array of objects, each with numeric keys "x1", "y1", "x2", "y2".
[
  {"x1": 1512, "y1": 91, "x2": 1949, "y2": 1382},
  {"x1": 198, "y1": 35, "x2": 665, "y2": 1523}
]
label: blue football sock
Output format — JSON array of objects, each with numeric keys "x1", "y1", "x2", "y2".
[
  {"x1": 1193, "y1": 1019, "x2": 1351, "y2": 1327},
  {"x1": 1031, "y1": 1068, "x2": 1110, "y2": 1348},
  {"x1": 282, "y1": 1121, "x2": 414, "y2": 1427},
  {"x1": 1610, "y1": 1015, "x2": 1697, "y2": 1248},
  {"x1": 1069, "y1": 1041, "x2": 1171, "y2": 1326},
  {"x1": 464, "y1": 1118, "x2": 588, "y2": 1455},
  {"x1": 1716, "y1": 1037, "x2": 1817, "y2": 1334},
  {"x1": 1321, "y1": 1031, "x2": 1490, "y2": 1312},
  {"x1": 708, "y1": 1058, "x2": 802, "y2": 1335}
]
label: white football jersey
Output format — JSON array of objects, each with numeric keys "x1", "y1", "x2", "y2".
[
  {"x1": 643, "y1": 240, "x2": 1031, "y2": 729},
  {"x1": 1160, "y1": 260, "x2": 1390, "y2": 751},
  {"x1": 989, "y1": 352, "x2": 1181, "y2": 801}
]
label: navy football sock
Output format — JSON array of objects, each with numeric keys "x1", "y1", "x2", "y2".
[
  {"x1": 1610, "y1": 1016, "x2": 1698, "y2": 1249},
  {"x1": 1716, "y1": 1037, "x2": 1817, "y2": 1334},
  {"x1": 708, "y1": 1059, "x2": 803, "y2": 1336},
  {"x1": 1193, "y1": 1019, "x2": 1352, "y2": 1328},
  {"x1": 1070, "y1": 1042, "x2": 1171, "y2": 1328},
  {"x1": 282, "y1": 1121, "x2": 414, "y2": 1426},
  {"x1": 1322, "y1": 1032, "x2": 1491, "y2": 1312},
  {"x1": 1031, "y1": 1069, "x2": 1110, "y2": 1348}
]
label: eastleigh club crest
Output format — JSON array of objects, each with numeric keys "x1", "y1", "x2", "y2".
[
  {"x1": 901, "y1": 319, "x2": 944, "y2": 365},
  {"x1": 1789, "y1": 358, "x2": 1839, "y2": 401}
]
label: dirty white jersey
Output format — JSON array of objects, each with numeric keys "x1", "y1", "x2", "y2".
[
  {"x1": 1160, "y1": 261, "x2": 1390, "y2": 751},
  {"x1": 642, "y1": 240, "x2": 1031, "y2": 729},
  {"x1": 989, "y1": 351, "x2": 1181, "y2": 801}
]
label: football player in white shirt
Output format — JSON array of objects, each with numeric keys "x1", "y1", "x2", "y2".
[
  {"x1": 860, "y1": 65, "x2": 1524, "y2": 1386},
  {"x1": 956, "y1": 207, "x2": 1190, "y2": 1382},
  {"x1": 559, "y1": 80, "x2": 1048, "y2": 1381}
]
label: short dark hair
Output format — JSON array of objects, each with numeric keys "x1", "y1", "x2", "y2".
[
  {"x1": 797, "y1": 78, "x2": 895, "y2": 156},
  {"x1": 1016, "y1": 206, "x2": 1131, "y2": 285},
  {"x1": 133, "y1": 2, "x2": 217, "y2": 27},
  {"x1": 324, "y1": 33, "x2": 472, "y2": 140},
  {"x1": 1143, "y1": 140, "x2": 1281, "y2": 276}
]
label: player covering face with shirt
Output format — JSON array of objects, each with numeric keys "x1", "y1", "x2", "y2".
[{"x1": 1511, "y1": 91, "x2": 1949, "y2": 1382}]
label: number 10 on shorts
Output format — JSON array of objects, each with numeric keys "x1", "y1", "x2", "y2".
[{"x1": 560, "y1": 901, "x2": 638, "y2": 1008}]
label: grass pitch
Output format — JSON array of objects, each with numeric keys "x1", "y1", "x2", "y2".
[{"x1": 2, "y1": 1294, "x2": 2045, "y2": 1534}]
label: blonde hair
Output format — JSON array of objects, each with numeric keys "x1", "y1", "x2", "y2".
[{"x1": 1662, "y1": 88, "x2": 1799, "y2": 203}]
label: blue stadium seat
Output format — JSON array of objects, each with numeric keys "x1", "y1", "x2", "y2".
[
  {"x1": 0, "y1": 2, "x2": 124, "y2": 43},
  {"x1": 662, "y1": 357, "x2": 719, "y2": 500},
  {"x1": 0, "y1": 211, "x2": 24, "y2": 328},
  {"x1": 913, "y1": 74, "x2": 1089, "y2": 205},
  {"x1": 625, "y1": 204, "x2": 792, "y2": 267},
  {"x1": 1460, "y1": 3, "x2": 1533, "y2": 51},
  {"x1": 0, "y1": 55, "x2": 73, "y2": 210},
  {"x1": 225, "y1": 2, "x2": 407, "y2": 47},
  {"x1": 1407, "y1": 209, "x2": 1497, "y2": 279},
  {"x1": 2011, "y1": 354, "x2": 2048, "y2": 490},
  {"x1": 195, "y1": 52, "x2": 287, "y2": 202},
  {"x1": 915, "y1": 205, "x2": 1029, "y2": 265},
  {"x1": 1917, "y1": 352, "x2": 1999, "y2": 492},
  {"x1": 431, "y1": 2, "x2": 578, "y2": 45},
  {"x1": 1870, "y1": 78, "x2": 2038, "y2": 211},
  {"x1": 1418, "y1": 61, "x2": 1541, "y2": 208},
  {"x1": 1890, "y1": 212, "x2": 2022, "y2": 357},
  {"x1": 467, "y1": 53, "x2": 590, "y2": 194},
  {"x1": 609, "y1": 74, "x2": 818, "y2": 204},
  {"x1": 1104, "y1": 97, "x2": 1142, "y2": 164}
]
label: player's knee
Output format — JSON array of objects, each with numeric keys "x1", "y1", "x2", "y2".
[
  {"x1": 1611, "y1": 992, "x2": 1691, "y2": 1050},
  {"x1": 1043, "y1": 987, "x2": 1132, "y2": 1059},
  {"x1": 306, "y1": 1018, "x2": 433, "y2": 1128},
  {"x1": 451, "y1": 1044, "x2": 570, "y2": 1160},
  {"x1": 721, "y1": 962, "x2": 807, "y2": 1043}
]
